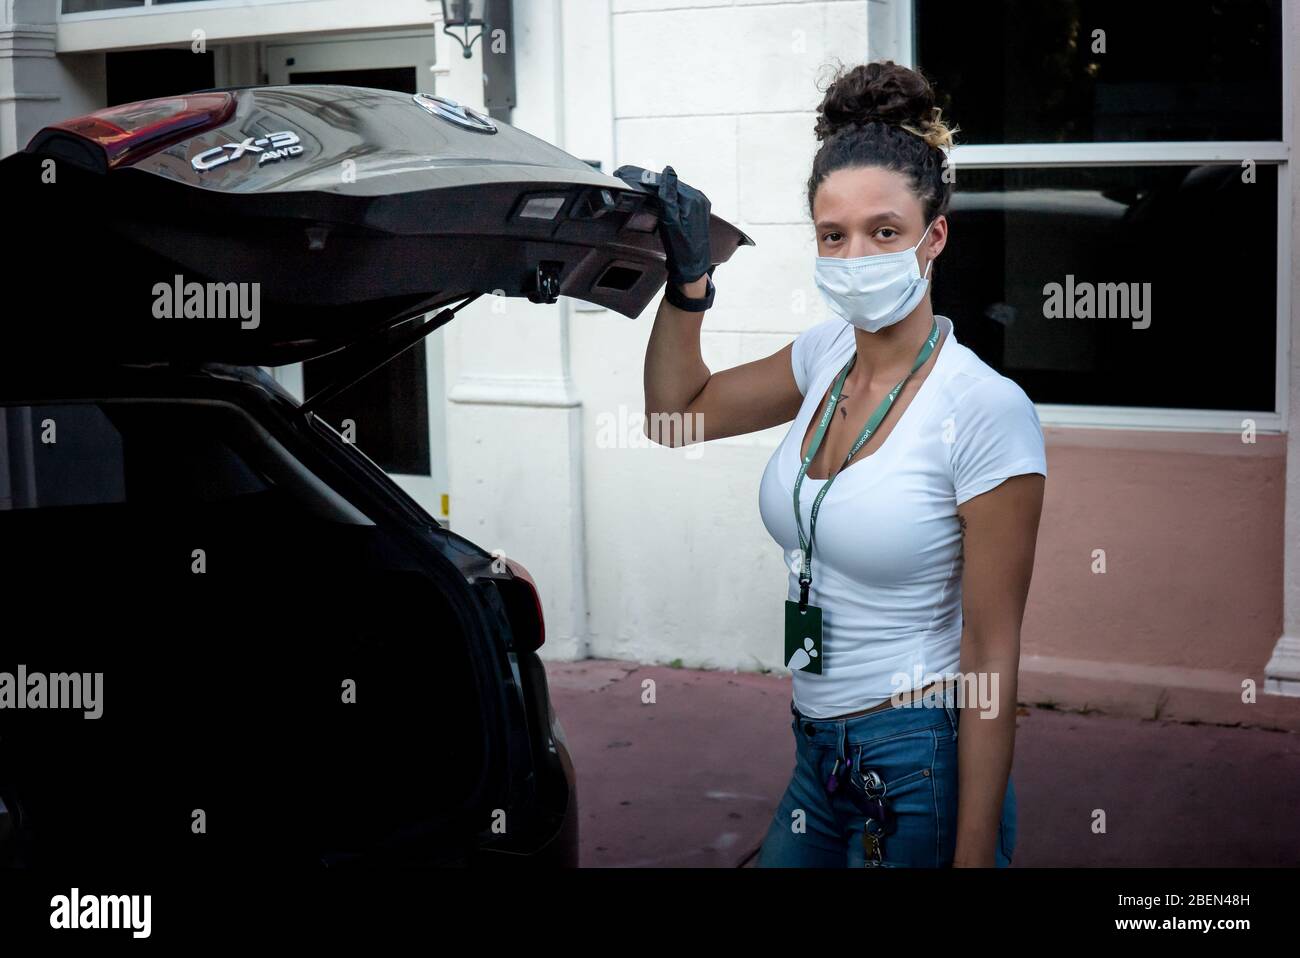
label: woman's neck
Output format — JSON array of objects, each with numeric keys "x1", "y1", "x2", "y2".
[{"x1": 846, "y1": 302, "x2": 939, "y2": 391}]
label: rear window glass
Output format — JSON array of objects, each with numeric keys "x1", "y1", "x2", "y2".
[{"x1": 1, "y1": 403, "x2": 269, "y2": 511}]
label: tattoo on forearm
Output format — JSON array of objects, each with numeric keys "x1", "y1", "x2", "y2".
[{"x1": 958, "y1": 514, "x2": 967, "y2": 539}]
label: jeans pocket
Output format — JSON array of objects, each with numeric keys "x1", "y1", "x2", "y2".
[{"x1": 853, "y1": 728, "x2": 940, "y2": 867}]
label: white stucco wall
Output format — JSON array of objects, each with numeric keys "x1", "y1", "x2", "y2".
[
  {"x1": 566, "y1": 1, "x2": 870, "y2": 670},
  {"x1": 0, "y1": 0, "x2": 101, "y2": 157}
]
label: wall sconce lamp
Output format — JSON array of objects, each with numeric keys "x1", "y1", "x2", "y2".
[
  {"x1": 438, "y1": 0, "x2": 516, "y2": 122},
  {"x1": 439, "y1": 0, "x2": 487, "y2": 59}
]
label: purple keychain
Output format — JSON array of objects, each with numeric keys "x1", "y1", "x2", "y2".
[{"x1": 825, "y1": 756, "x2": 847, "y2": 794}]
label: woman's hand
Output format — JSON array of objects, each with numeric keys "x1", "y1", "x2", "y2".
[
  {"x1": 621, "y1": 163, "x2": 802, "y2": 446},
  {"x1": 613, "y1": 164, "x2": 713, "y2": 291}
]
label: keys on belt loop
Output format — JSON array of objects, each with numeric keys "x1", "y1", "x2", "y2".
[
  {"x1": 863, "y1": 817, "x2": 885, "y2": 866},
  {"x1": 854, "y1": 766, "x2": 891, "y2": 865}
]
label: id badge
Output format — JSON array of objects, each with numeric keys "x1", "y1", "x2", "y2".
[{"x1": 785, "y1": 600, "x2": 823, "y2": 674}]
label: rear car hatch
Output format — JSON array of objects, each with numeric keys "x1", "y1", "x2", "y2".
[{"x1": 1, "y1": 85, "x2": 753, "y2": 366}]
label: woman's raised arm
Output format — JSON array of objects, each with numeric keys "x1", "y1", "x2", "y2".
[{"x1": 616, "y1": 164, "x2": 804, "y2": 447}]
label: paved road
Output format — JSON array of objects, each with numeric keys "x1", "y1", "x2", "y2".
[{"x1": 544, "y1": 658, "x2": 1300, "y2": 867}]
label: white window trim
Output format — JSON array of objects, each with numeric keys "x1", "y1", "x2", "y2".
[
  {"x1": 58, "y1": 0, "x2": 321, "y2": 21},
  {"x1": 57, "y1": 0, "x2": 437, "y2": 51},
  {"x1": 880, "y1": 0, "x2": 1293, "y2": 435},
  {"x1": 1033, "y1": 405, "x2": 1280, "y2": 434},
  {"x1": 950, "y1": 142, "x2": 1287, "y2": 166}
]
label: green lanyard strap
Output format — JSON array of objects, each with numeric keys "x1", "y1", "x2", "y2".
[{"x1": 793, "y1": 316, "x2": 940, "y2": 610}]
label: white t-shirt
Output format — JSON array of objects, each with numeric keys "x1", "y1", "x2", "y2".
[{"x1": 757, "y1": 314, "x2": 1047, "y2": 718}]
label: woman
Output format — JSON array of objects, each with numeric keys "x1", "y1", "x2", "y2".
[{"x1": 627, "y1": 59, "x2": 1047, "y2": 868}]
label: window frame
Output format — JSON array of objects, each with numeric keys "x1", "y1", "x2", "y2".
[
  {"x1": 882, "y1": 0, "x2": 1292, "y2": 434},
  {"x1": 58, "y1": 0, "x2": 320, "y2": 21}
]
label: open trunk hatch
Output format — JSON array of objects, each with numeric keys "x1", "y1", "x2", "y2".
[{"x1": 3, "y1": 85, "x2": 753, "y2": 366}]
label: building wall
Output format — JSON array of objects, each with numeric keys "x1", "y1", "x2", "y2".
[{"x1": 0, "y1": 1, "x2": 103, "y2": 157}]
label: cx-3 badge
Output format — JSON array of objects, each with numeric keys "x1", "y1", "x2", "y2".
[
  {"x1": 192, "y1": 131, "x2": 303, "y2": 172},
  {"x1": 412, "y1": 93, "x2": 497, "y2": 134}
]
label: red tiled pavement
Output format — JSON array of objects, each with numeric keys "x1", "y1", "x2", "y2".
[{"x1": 543, "y1": 658, "x2": 1300, "y2": 868}]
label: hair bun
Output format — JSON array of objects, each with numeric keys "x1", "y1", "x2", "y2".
[{"x1": 814, "y1": 60, "x2": 957, "y2": 152}]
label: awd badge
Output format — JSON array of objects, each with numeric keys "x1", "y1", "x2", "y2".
[{"x1": 192, "y1": 131, "x2": 303, "y2": 172}]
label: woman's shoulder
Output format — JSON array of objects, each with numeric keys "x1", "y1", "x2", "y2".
[
  {"x1": 933, "y1": 339, "x2": 1046, "y2": 502},
  {"x1": 937, "y1": 338, "x2": 1037, "y2": 415},
  {"x1": 790, "y1": 316, "x2": 853, "y2": 396}
]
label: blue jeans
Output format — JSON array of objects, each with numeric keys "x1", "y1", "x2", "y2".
[{"x1": 757, "y1": 685, "x2": 1017, "y2": 867}]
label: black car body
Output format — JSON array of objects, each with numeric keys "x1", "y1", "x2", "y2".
[{"x1": 0, "y1": 86, "x2": 752, "y2": 868}]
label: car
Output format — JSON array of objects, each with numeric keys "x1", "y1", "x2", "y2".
[{"x1": 0, "y1": 85, "x2": 753, "y2": 869}]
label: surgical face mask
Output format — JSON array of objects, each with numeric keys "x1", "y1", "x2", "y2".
[{"x1": 813, "y1": 218, "x2": 936, "y2": 333}]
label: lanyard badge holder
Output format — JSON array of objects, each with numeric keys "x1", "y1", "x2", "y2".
[{"x1": 785, "y1": 316, "x2": 939, "y2": 674}]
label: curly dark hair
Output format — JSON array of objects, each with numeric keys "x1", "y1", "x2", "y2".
[{"x1": 806, "y1": 60, "x2": 959, "y2": 224}]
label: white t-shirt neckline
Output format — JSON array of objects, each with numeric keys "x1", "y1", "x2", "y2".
[{"x1": 780, "y1": 314, "x2": 957, "y2": 493}]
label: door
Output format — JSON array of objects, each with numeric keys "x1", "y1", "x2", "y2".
[{"x1": 266, "y1": 33, "x2": 450, "y2": 524}]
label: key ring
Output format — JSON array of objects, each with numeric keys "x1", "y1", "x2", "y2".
[{"x1": 861, "y1": 768, "x2": 885, "y2": 798}]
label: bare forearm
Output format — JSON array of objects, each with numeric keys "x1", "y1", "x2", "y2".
[
  {"x1": 952, "y1": 641, "x2": 1019, "y2": 867},
  {"x1": 643, "y1": 275, "x2": 711, "y2": 444}
]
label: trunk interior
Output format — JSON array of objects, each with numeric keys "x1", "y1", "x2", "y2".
[{"x1": 0, "y1": 398, "x2": 491, "y2": 867}]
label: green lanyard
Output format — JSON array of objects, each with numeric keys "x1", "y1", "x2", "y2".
[{"x1": 793, "y1": 315, "x2": 939, "y2": 610}]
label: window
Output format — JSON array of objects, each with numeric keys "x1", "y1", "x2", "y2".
[
  {"x1": 939, "y1": 165, "x2": 1276, "y2": 411},
  {"x1": 62, "y1": 0, "x2": 144, "y2": 11},
  {"x1": 922, "y1": 0, "x2": 1281, "y2": 144},
  {"x1": 0, "y1": 403, "x2": 269, "y2": 511},
  {"x1": 105, "y1": 49, "x2": 215, "y2": 108},
  {"x1": 303, "y1": 346, "x2": 433, "y2": 477},
  {"x1": 913, "y1": 0, "x2": 1287, "y2": 429},
  {"x1": 61, "y1": 0, "x2": 314, "y2": 16}
]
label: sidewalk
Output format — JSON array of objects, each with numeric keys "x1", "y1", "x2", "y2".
[{"x1": 544, "y1": 658, "x2": 1300, "y2": 868}]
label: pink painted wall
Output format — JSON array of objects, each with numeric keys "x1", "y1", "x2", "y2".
[{"x1": 1018, "y1": 427, "x2": 1289, "y2": 725}]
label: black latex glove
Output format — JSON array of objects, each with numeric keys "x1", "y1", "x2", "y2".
[{"x1": 613, "y1": 164, "x2": 713, "y2": 286}]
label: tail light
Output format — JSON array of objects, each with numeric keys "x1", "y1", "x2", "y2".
[
  {"x1": 500, "y1": 557, "x2": 546, "y2": 653},
  {"x1": 26, "y1": 93, "x2": 236, "y2": 172}
]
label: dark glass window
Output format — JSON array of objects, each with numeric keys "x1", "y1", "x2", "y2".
[
  {"x1": 105, "y1": 48, "x2": 216, "y2": 107},
  {"x1": 933, "y1": 164, "x2": 1277, "y2": 411},
  {"x1": 0, "y1": 403, "x2": 270, "y2": 511},
  {"x1": 302, "y1": 346, "x2": 432, "y2": 476},
  {"x1": 62, "y1": 0, "x2": 144, "y2": 12},
  {"x1": 917, "y1": 0, "x2": 1282, "y2": 143}
]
